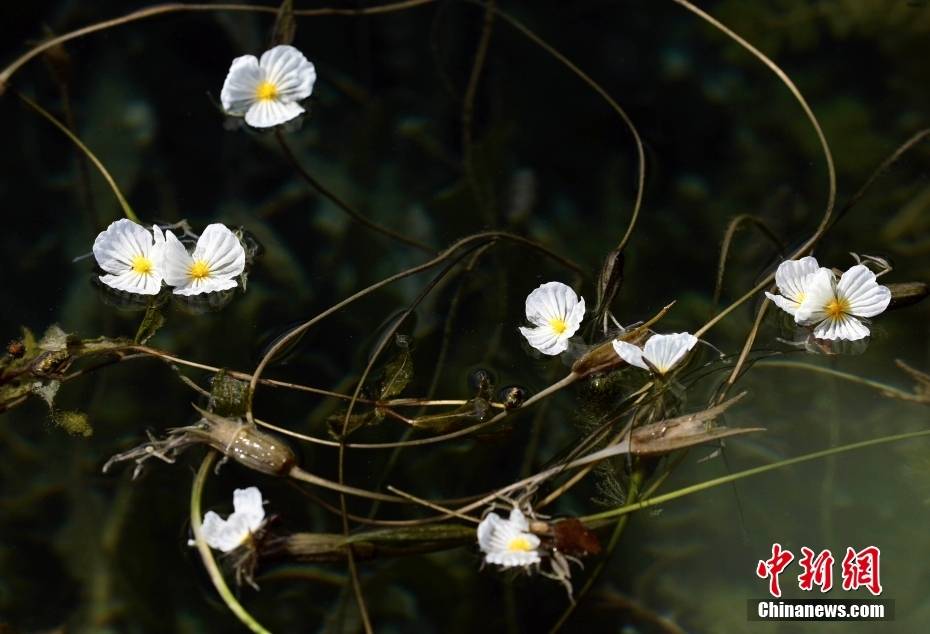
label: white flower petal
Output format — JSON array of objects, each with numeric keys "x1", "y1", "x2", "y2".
[
  {"x1": 794, "y1": 268, "x2": 836, "y2": 325},
  {"x1": 220, "y1": 55, "x2": 263, "y2": 115},
  {"x1": 93, "y1": 218, "x2": 155, "y2": 274},
  {"x1": 612, "y1": 339, "x2": 649, "y2": 370},
  {"x1": 765, "y1": 291, "x2": 802, "y2": 316},
  {"x1": 259, "y1": 45, "x2": 316, "y2": 102},
  {"x1": 477, "y1": 509, "x2": 541, "y2": 568},
  {"x1": 99, "y1": 270, "x2": 161, "y2": 295},
  {"x1": 812, "y1": 314, "x2": 870, "y2": 341},
  {"x1": 232, "y1": 487, "x2": 265, "y2": 532},
  {"x1": 202, "y1": 511, "x2": 249, "y2": 553},
  {"x1": 192, "y1": 223, "x2": 246, "y2": 279},
  {"x1": 162, "y1": 230, "x2": 195, "y2": 288},
  {"x1": 520, "y1": 282, "x2": 584, "y2": 355},
  {"x1": 244, "y1": 99, "x2": 305, "y2": 128},
  {"x1": 642, "y1": 332, "x2": 698, "y2": 374},
  {"x1": 507, "y1": 508, "x2": 529, "y2": 530},
  {"x1": 836, "y1": 264, "x2": 891, "y2": 318},
  {"x1": 774, "y1": 257, "x2": 819, "y2": 304},
  {"x1": 519, "y1": 325, "x2": 568, "y2": 356}
]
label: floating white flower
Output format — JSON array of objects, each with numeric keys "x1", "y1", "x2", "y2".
[
  {"x1": 220, "y1": 45, "x2": 316, "y2": 128},
  {"x1": 200, "y1": 487, "x2": 266, "y2": 553},
  {"x1": 163, "y1": 223, "x2": 246, "y2": 296},
  {"x1": 612, "y1": 332, "x2": 698, "y2": 375},
  {"x1": 518, "y1": 282, "x2": 585, "y2": 356},
  {"x1": 793, "y1": 265, "x2": 891, "y2": 341},
  {"x1": 477, "y1": 507, "x2": 541, "y2": 568},
  {"x1": 92, "y1": 219, "x2": 165, "y2": 295},
  {"x1": 764, "y1": 256, "x2": 820, "y2": 317}
]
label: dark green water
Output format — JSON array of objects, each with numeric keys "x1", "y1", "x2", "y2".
[{"x1": 1, "y1": 1, "x2": 929, "y2": 632}]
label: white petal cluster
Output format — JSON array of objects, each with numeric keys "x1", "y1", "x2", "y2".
[
  {"x1": 794, "y1": 265, "x2": 891, "y2": 341},
  {"x1": 518, "y1": 282, "x2": 585, "y2": 356},
  {"x1": 612, "y1": 332, "x2": 698, "y2": 375},
  {"x1": 201, "y1": 487, "x2": 266, "y2": 553},
  {"x1": 163, "y1": 224, "x2": 246, "y2": 295},
  {"x1": 766, "y1": 258, "x2": 891, "y2": 341},
  {"x1": 92, "y1": 219, "x2": 166, "y2": 295},
  {"x1": 220, "y1": 45, "x2": 317, "y2": 128},
  {"x1": 477, "y1": 507, "x2": 541, "y2": 568}
]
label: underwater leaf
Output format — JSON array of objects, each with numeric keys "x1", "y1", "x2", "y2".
[
  {"x1": 327, "y1": 408, "x2": 384, "y2": 439},
  {"x1": 378, "y1": 335, "x2": 413, "y2": 400},
  {"x1": 410, "y1": 398, "x2": 491, "y2": 434},
  {"x1": 895, "y1": 360, "x2": 930, "y2": 404},
  {"x1": 133, "y1": 303, "x2": 165, "y2": 344}
]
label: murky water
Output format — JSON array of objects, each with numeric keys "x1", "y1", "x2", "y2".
[{"x1": 2, "y1": 2, "x2": 929, "y2": 632}]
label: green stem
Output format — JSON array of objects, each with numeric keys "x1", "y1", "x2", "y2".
[
  {"x1": 582, "y1": 429, "x2": 930, "y2": 524},
  {"x1": 191, "y1": 451, "x2": 272, "y2": 634},
  {"x1": 15, "y1": 91, "x2": 140, "y2": 223}
]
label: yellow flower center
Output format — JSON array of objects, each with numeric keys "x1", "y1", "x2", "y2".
[
  {"x1": 131, "y1": 255, "x2": 153, "y2": 275},
  {"x1": 825, "y1": 296, "x2": 850, "y2": 319},
  {"x1": 506, "y1": 536, "x2": 534, "y2": 552},
  {"x1": 795, "y1": 292, "x2": 805, "y2": 305},
  {"x1": 549, "y1": 317, "x2": 568, "y2": 335},
  {"x1": 255, "y1": 80, "x2": 279, "y2": 101},
  {"x1": 189, "y1": 260, "x2": 211, "y2": 280}
]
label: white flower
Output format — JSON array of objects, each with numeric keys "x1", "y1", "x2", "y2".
[
  {"x1": 92, "y1": 218, "x2": 165, "y2": 295},
  {"x1": 477, "y1": 508, "x2": 541, "y2": 568},
  {"x1": 163, "y1": 223, "x2": 246, "y2": 296},
  {"x1": 764, "y1": 256, "x2": 820, "y2": 317},
  {"x1": 220, "y1": 45, "x2": 316, "y2": 128},
  {"x1": 612, "y1": 332, "x2": 698, "y2": 375},
  {"x1": 793, "y1": 264, "x2": 891, "y2": 341},
  {"x1": 200, "y1": 487, "x2": 266, "y2": 553},
  {"x1": 518, "y1": 282, "x2": 585, "y2": 355}
]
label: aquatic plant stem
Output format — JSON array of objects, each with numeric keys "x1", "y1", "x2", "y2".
[
  {"x1": 473, "y1": 1, "x2": 646, "y2": 254},
  {"x1": 14, "y1": 91, "x2": 140, "y2": 223},
  {"x1": 461, "y1": 0, "x2": 496, "y2": 224},
  {"x1": 190, "y1": 451, "x2": 272, "y2": 634},
  {"x1": 0, "y1": 1, "x2": 439, "y2": 93},
  {"x1": 550, "y1": 468, "x2": 644, "y2": 633},
  {"x1": 245, "y1": 231, "x2": 582, "y2": 426},
  {"x1": 581, "y1": 428, "x2": 930, "y2": 525},
  {"x1": 713, "y1": 214, "x2": 785, "y2": 306},
  {"x1": 274, "y1": 130, "x2": 434, "y2": 254},
  {"x1": 754, "y1": 360, "x2": 927, "y2": 403},
  {"x1": 676, "y1": 0, "x2": 837, "y2": 339}
]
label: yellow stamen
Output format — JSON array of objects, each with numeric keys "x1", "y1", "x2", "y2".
[
  {"x1": 825, "y1": 296, "x2": 850, "y2": 318},
  {"x1": 549, "y1": 317, "x2": 568, "y2": 335},
  {"x1": 255, "y1": 81, "x2": 278, "y2": 102},
  {"x1": 507, "y1": 536, "x2": 534, "y2": 552},
  {"x1": 131, "y1": 255, "x2": 152, "y2": 275},
  {"x1": 189, "y1": 260, "x2": 211, "y2": 280}
]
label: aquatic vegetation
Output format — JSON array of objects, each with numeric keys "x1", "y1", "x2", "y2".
[
  {"x1": 200, "y1": 487, "x2": 267, "y2": 553},
  {"x1": 477, "y1": 507, "x2": 541, "y2": 568},
  {"x1": 220, "y1": 44, "x2": 317, "y2": 129},
  {"x1": 612, "y1": 332, "x2": 698, "y2": 375},
  {"x1": 163, "y1": 223, "x2": 247, "y2": 295},
  {"x1": 92, "y1": 219, "x2": 166, "y2": 295},
  {"x1": 2, "y1": 2, "x2": 930, "y2": 633},
  {"x1": 794, "y1": 264, "x2": 891, "y2": 341},
  {"x1": 518, "y1": 281, "x2": 585, "y2": 355}
]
